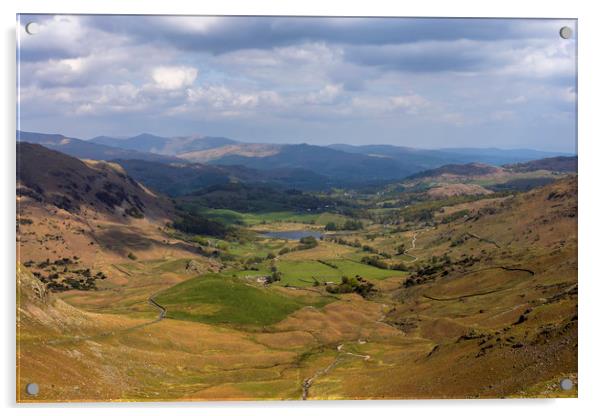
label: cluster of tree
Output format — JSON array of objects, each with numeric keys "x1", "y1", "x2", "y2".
[
  {"x1": 450, "y1": 234, "x2": 469, "y2": 247},
  {"x1": 360, "y1": 256, "x2": 389, "y2": 270},
  {"x1": 368, "y1": 193, "x2": 506, "y2": 226},
  {"x1": 403, "y1": 208, "x2": 434, "y2": 223},
  {"x1": 171, "y1": 211, "x2": 229, "y2": 238},
  {"x1": 326, "y1": 275, "x2": 375, "y2": 298},
  {"x1": 403, "y1": 254, "x2": 454, "y2": 287},
  {"x1": 241, "y1": 256, "x2": 265, "y2": 270},
  {"x1": 265, "y1": 270, "x2": 282, "y2": 285},
  {"x1": 298, "y1": 236, "x2": 319, "y2": 250},
  {"x1": 441, "y1": 209, "x2": 470, "y2": 224},
  {"x1": 326, "y1": 237, "x2": 363, "y2": 248},
  {"x1": 389, "y1": 262, "x2": 409, "y2": 271},
  {"x1": 28, "y1": 257, "x2": 79, "y2": 269},
  {"x1": 32, "y1": 266, "x2": 107, "y2": 292},
  {"x1": 276, "y1": 236, "x2": 319, "y2": 255},
  {"x1": 324, "y1": 219, "x2": 364, "y2": 231},
  {"x1": 180, "y1": 182, "x2": 349, "y2": 213}
]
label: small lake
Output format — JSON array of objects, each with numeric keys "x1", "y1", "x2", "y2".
[{"x1": 260, "y1": 230, "x2": 323, "y2": 240}]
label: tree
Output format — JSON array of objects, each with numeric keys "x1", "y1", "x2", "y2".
[
  {"x1": 342, "y1": 219, "x2": 363, "y2": 230},
  {"x1": 396, "y1": 244, "x2": 406, "y2": 255},
  {"x1": 324, "y1": 222, "x2": 338, "y2": 231},
  {"x1": 266, "y1": 271, "x2": 282, "y2": 284},
  {"x1": 299, "y1": 236, "x2": 318, "y2": 250}
]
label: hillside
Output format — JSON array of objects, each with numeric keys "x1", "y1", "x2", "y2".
[
  {"x1": 398, "y1": 159, "x2": 572, "y2": 197},
  {"x1": 178, "y1": 143, "x2": 282, "y2": 163},
  {"x1": 408, "y1": 162, "x2": 504, "y2": 179},
  {"x1": 17, "y1": 142, "x2": 171, "y2": 220},
  {"x1": 115, "y1": 159, "x2": 329, "y2": 196},
  {"x1": 20, "y1": 130, "x2": 573, "y2": 187},
  {"x1": 17, "y1": 173, "x2": 577, "y2": 401},
  {"x1": 18, "y1": 131, "x2": 182, "y2": 164},
  {"x1": 330, "y1": 144, "x2": 569, "y2": 167},
  {"x1": 504, "y1": 156, "x2": 577, "y2": 173},
  {"x1": 16, "y1": 143, "x2": 211, "y2": 273},
  {"x1": 376, "y1": 177, "x2": 577, "y2": 398},
  {"x1": 211, "y1": 143, "x2": 415, "y2": 181},
  {"x1": 16, "y1": 136, "x2": 577, "y2": 402},
  {"x1": 178, "y1": 182, "x2": 345, "y2": 213},
  {"x1": 91, "y1": 133, "x2": 237, "y2": 155}
]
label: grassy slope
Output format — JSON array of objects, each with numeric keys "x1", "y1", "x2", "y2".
[
  {"x1": 18, "y1": 172, "x2": 577, "y2": 401},
  {"x1": 195, "y1": 208, "x2": 349, "y2": 227},
  {"x1": 276, "y1": 259, "x2": 402, "y2": 286},
  {"x1": 155, "y1": 274, "x2": 331, "y2": 327}
]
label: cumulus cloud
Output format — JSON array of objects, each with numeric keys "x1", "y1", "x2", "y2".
[
  {"x1": 16, "y1": 14, "x2": 577, "y2": 151},
  {"x1": 152, "y1": 66, "x2": 198, "y2": 90}
]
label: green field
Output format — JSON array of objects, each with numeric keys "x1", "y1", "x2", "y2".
[
  {"x1": 155, "y1": 274, "x2": 330, "y2": 326},
  {"x1": 227, "y1": 240, "x2": 287, "y2": 258},
  {"x1": 275, "y1": 259, "x2": 403, "y2": 286},
  {"x1": 194, "y1": 208, "x2": 350, "y2": 227}
]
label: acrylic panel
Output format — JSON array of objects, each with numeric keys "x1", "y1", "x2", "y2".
[{"x1": 16, "y1": 15, "x2": 577, "y2": 402}]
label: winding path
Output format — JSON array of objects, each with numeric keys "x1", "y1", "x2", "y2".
[
  {"x1": 301, "y1": 341, "x2": 371, "y2": 400},
  {"x1": 403, "y1": 227, "x2": 432, "y2": 263},
  {"x1": 46, "y1": 294, "x2": 166, "y2": 346},
  {"x1": 148, "y1": 296, "x2": 166, "y2": 322},
  {"x1": 466, "y1": 232, "x2": 501, "y2": 248}
]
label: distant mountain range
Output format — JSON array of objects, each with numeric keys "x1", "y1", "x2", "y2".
[
  {"x1": 17, "y1": 130, "x2": 575, "y2": 190},
  {"x1": 114, "y1": 159, "x2": 329, "y2": 196},
  {"x1": 407, "y1": 162, "x2": 504, "y2": 180},
  {"x1": 90, "y1": 133, "x2": 237, "y2": 155},
  {"x1": 328, "y1": 144, "x2": 569, "y2": 167},
  {"x1": 18, "y1": 131, "x2": 182, "y2": 164},
  {"x1": 503, "y1": 156, "x2": 578, "y2": 173}
]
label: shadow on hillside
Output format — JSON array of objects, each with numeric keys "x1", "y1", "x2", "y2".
[{"x1": 94, "y1": 227, "x2": 197, "y2": 256}]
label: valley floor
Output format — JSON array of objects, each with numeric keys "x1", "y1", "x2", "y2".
[{"x1": 16, "y1": 178, "x2": 578, "y2": 401}]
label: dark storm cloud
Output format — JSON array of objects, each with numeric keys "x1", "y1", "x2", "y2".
[
  {"x1": 344, "y1": 41, "x2": 490, "y2": 72},
  {"x1": 83, "y1": 16, "x2": 558, "y2": 55}
]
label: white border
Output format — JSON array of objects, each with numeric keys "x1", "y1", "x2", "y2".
[{"x1": 2, "y1": 1, "x2": 601, "y2": 415}]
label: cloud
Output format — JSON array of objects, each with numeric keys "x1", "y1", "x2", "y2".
[
  {"x1": 80, "y1": 16, "x2": 574, "y2": 55},
  {"x1": 16, "y1": 14, "x2": 577, "y2": 152},
  {"x1": 505, "y1": 95, "x2": 527, "y2": 104},
  {"x1": 152, "y1": 66, "x2": 198, "y2": 90},
  {"x1": 304, "y1": 84, "x2": 343, "y2": 105}
]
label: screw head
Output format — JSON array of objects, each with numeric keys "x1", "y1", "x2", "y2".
[
  {"x1": 25, "y1": 383, "x2": 39, "y2": 396},
  {"x1": 560, "y1": 378, "x2": 574, "y2": 391},
  {"x1": 559, "y1": 26, "x2": 573, "y2": 39},
  {"x1": 24, "y1": 22, "x2": 40, "y2": 35}
]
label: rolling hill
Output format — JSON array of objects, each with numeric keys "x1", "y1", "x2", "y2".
[
  {"x1": 18, "y1": 131, "x2": 182, "y2": 164},
  {"x1": 177, "y1": 143, "x2": 282, "y2": 163},
  {"x1": 114, "y1": 159, "x2": 329, "y2": 196},
  {"x1": 210, "y1": 143, "x2": 415, "y2": 181},
  {"x1": 17, "y1": 142, "x2": 172, "y2": 220},
  {"x1": 16, "y1": 143, "x2": 215, "y2": 269},
  {"x1": 91, "y1": 133, "x2": 237, "y2": 155},
  {"x1": 503, "y1": 156, "x2": 577, "y2": 173},
  {"x1": 407, "y1": 162, "x2": 504, "y2": 179},
  {"x1": 330, "y1": 143, "x2": 571, "y2": 167},
  {"x1": 20, "y1": 129, "x2": 575, "y2": 189}
]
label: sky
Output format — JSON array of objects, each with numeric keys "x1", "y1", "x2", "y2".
[{"x1": 17, "y1": 15, "x2": 577, "y2": 152}]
